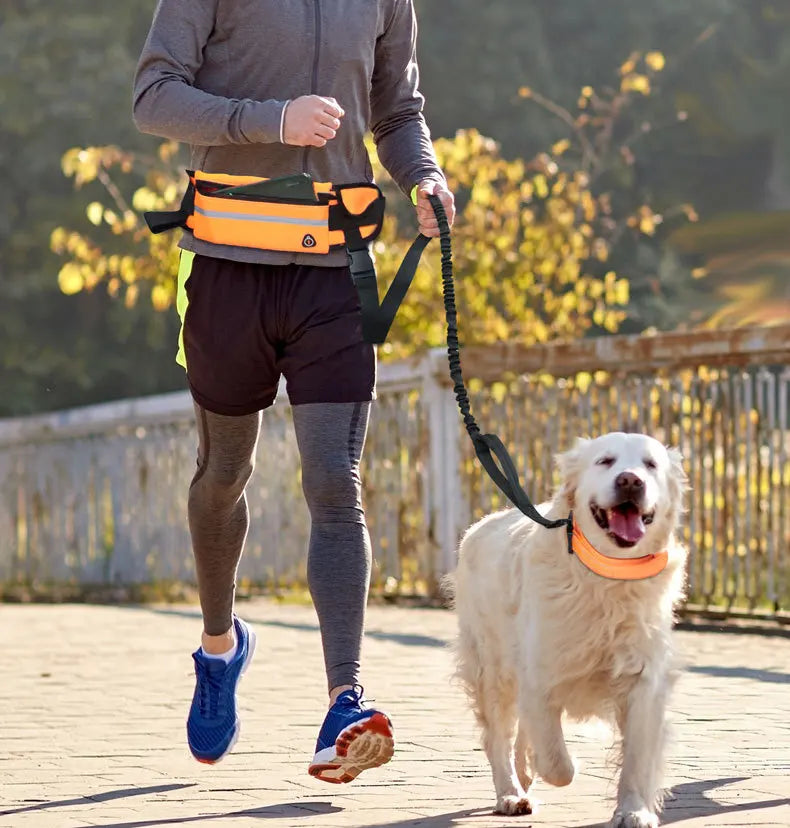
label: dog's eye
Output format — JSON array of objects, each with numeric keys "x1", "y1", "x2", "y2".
[
  {"x1": 644, "y1": 458, "x2": 657, "y2": 470},
  {"x1": 596, "y1": 456, "x2": 615, "y2": 467}
]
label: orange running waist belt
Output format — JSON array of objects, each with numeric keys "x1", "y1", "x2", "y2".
[
  {"x1": 145, "y1": 170, "x2": 385, "y2": 255},
  {"x1": 144, "y1": 170, "x2": 432, "y2": 344}
]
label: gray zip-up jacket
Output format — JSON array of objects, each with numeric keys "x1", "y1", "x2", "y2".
[{"x1": 133, "y1": 0, "x2": 445, "y2": 266}]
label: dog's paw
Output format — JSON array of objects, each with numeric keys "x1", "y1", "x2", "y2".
[
  {"x1": 537, "y1": 753, "x2": 576, "y2": 787},
  {"x1": 494, "y1": 794, "x2": 534, "y2": 816},
  {"x1": 609, "y1": 808, "x2": 659, "y2": 828}
]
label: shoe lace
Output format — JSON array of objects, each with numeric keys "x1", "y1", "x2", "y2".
[
  {"x1": 197, "y1": 664, "x2": 226, "y2": 718},
  {"x1": 338, "y1": 684, "x2": 373, "y2": 708}
]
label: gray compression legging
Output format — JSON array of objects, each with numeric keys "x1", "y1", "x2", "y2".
[{"x1": 188, "y1": 400, "x2": 372, "y2": 690}]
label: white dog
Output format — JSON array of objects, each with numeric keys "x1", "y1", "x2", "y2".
[{"x1": 449, "y1": 432, "x2": 687, "y2": 827}]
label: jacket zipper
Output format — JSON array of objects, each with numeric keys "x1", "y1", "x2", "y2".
[{"x1": 302, "y1": 0, "x2": 322, "y2": 173}]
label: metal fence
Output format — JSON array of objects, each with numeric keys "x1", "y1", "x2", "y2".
[{"x1": 1, "y1": 325, "x2": 789, "y2": 619}]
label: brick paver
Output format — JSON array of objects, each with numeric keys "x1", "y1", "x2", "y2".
[{"x1": 2, "y1": 599, "x2": 789, "y2": 828}]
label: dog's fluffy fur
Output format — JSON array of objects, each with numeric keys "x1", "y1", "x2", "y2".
[{"x1": 448, "y1": 433, "x2": 687, "y2": 827}]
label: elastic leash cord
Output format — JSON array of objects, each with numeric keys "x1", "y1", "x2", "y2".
[{"x1": 426, "y1": 194, "x2": 574, "y2": 546}]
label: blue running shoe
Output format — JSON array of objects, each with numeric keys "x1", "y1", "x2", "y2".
[
  {"x1": 308, "y1": 685, "x2": 394, "y2": 783},
  {"x1": 186, "y1": 616, "x2": 256, "y2": 764}
]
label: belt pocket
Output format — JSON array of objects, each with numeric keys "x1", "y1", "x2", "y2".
[{"x1": 190, "y1": 191, "x2": 329, "y2": 254}]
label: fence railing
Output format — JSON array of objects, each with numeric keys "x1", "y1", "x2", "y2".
[{"x1": 1, "y1": 325, "x2": 789, "y2": 619}]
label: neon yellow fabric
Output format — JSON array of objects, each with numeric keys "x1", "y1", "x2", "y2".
[
  {"x1": 410, "y1": 184, "x2": 419, "y2": 206},
  {"x1": 175, "y1": 250, "x2": 195, "y2": 369}
]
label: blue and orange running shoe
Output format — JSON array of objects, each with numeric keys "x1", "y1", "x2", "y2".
[
  {"x1": 308, "y1": 685, "x2": 394, "y2": 783},
  {"x1": 186, "y1": 616, "x2": 256, "y2": 764}
]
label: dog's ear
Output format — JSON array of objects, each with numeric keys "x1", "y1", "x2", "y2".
[
  {"x1": 666, "y1": 445, "x2": 688, "y2": 512},
  {"x1": 555, "y1": 437, "x2": 591, "y2": 508}
]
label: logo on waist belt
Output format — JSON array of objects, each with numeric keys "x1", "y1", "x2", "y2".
[{"x1": 302, "y1": 233, "x2": 317, "y2": 248}]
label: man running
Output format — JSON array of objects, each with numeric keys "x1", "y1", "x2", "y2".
[{"x1": 133, "y1": 0, "x2": 455, "y2": 783}]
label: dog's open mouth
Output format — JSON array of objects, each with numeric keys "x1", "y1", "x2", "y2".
[{"x1": 590, "y1": 501, "x2": 655, "y2": 548}]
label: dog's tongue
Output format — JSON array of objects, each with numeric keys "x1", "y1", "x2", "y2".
[{"x1": 608, "y1": 504, "x2": 645, "y2": 542}]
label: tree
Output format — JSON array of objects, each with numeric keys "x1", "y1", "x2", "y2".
[
  {"x1": 416, "y1": 0, "x2": 790, "y2": 216},
  {"x1": 52, "y1": 55, "x2": 699, "y2": 357},
  {"x1": 4, "y1": 0, "x2": 790, "y2": 416},
  {"x1": 0, "y1": 0, "x2": 182, "y2": 417}
]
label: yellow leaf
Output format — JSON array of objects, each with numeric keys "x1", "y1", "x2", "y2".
[
  {"x1": 125, "y1": 283, "x2": 139, "y2": 309},
  {"x1": 551, "y1": 139, "x2": 571, "y2": 156},
  {"x1": 621, "y1": 74, "x2": 651, "y2": 95},
  {"x1": 151, "y1": 284, "x2": 171, "y2": 311},
  {"x1": 682, "y1": 204, "x2": 699, "y2": 222},
  {"x1": 533, "y1": 174, "x2": 549, "y2": 199},
  {"x1": 645, "y1": 51, "x2": 666, "y2": 72},
  {"x1": 81, "y1": 263, "x2": 99, "y2": 290},
  {"x1": 74, "y1": 148, "x2": 99, "y2": 185},
  {"x1": 518, "y1": 86, "x2": 532, "y2": 98},
  {"x1": 86, "y1": 202, "x2": 104, "y2": 226},
  {"x1": 120, "y1": 256, "x2": 137, "y2": 283},
  {"x1": 639, "y1": 215, "x2": 656, "y2": 235},
  {"x1": 613, "y1": 278, "x2": 630, "y2": 305},
  {"x1": 532, "y1": 318, "x2": 548, "y2": 342},
  {"x1": 58, "y1": 263, "x2": 84, "y2": 296},
  {"x1": 50, "y1": 227, "x2": 67, "y2": 252},
  {"x1": 619, "y1": 58, "x2": 637, "y2": 76},
  {"x1": 158, "y1": 140, "x2": 179, "y2": 162}
]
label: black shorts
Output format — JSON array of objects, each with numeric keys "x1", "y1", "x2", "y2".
[{"x1": 176, "y1": 252, "x2": 376, "y2": 415}]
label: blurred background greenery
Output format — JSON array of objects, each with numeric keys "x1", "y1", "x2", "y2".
[{"x1": 2, "y1": 0, "x2": 789, "y2": 417}]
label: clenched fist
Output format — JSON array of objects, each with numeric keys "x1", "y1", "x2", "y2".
[{"x1": 282, "y1": 95, "x2": 345, "y2": 147}]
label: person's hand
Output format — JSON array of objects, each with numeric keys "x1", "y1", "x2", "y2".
[
  {"x1": 415, "y1": 179, "x2": 455, "y2": 237},
  {"x1": 282, "y1": 95, "x2": 344, "y2": 147}
]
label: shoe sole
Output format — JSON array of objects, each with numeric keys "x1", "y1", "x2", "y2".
[
  {"x1": 308, "y1": 712, "x2": 394, "y2": 784},
  {"x1": 192, "y1": 624, "x2": 257, "y2": 765}
]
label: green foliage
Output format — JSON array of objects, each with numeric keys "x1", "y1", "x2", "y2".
[
  {"x1": 372, "y1": 130, "x2": 634, "y2": 357},
  {"x1": 0, "y1": 0, "x2": 182, "y2": 417},
  {"x1": 52, "y1": 55, "x2": 698, "y2": 359},
  {"x1": 416, "y1": 0, "x2": 790, "y2": 215},
  {"x1": 3, "y1": 0, "x2": 790, "y2": 416}
]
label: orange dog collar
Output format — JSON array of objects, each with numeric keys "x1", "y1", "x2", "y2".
[{"x1": 571, "y1": 521, "x2": 668, "y2": 580}]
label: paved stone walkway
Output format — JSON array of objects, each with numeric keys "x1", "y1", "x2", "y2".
[{"x1": 2, "y1": 599, "x2": 789, "y2": 828}]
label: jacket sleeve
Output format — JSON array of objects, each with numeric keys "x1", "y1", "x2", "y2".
[
  {"x1": 132, "y1": 0, "x2": 287, "y2": 146},
  {"x1": 369, "y1": 0, "x2": 446, "y2": 195}
]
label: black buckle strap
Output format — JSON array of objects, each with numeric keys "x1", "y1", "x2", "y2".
[
  {"x1": 347, "y1": 231, "x2": 432, "y2": 345},
  {"x1": 347, "y1": 244, "x2": 380, "y2": 344},
  {"x1": 329, "y1": 198, "x2": 385, "y2": 232},
  {"x1": 144, "y1": 183, "x2": 195, "y2": 234}
]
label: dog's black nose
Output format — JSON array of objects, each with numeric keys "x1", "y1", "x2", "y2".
[{"x1": 615, "y1": 471, "x2": 644, "y2": 497}]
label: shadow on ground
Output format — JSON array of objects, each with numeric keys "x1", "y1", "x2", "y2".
[
  {"x1": 6, "y1": 777, "x2": 790, "y2": 828},
  {"x1": 686, "y1": 665, "x2": 790, "y2": 684},
  {"x1": 121, "y1": 604, "x2": 449, "y2": 649},
  {"x1": 0, "y1": 784, "x2": 194, "y2": 818},
  {"x1": 570, "y1": 777, "x2": 790, "y2": 828}
]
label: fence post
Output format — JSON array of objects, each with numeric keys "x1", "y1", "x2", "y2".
[{"x1": 422, "y1": 349, "x2": 464, "y2": 584}]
